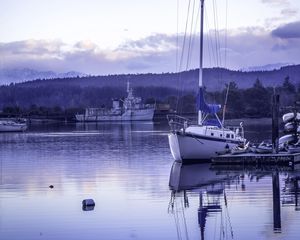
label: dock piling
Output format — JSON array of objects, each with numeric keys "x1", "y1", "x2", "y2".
[{"x1": 272, "y1": 94, "x2": 280, "y2": 154}]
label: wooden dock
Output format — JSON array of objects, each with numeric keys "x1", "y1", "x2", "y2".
[{"x1": 212, "y1": 152, "x2": 300, "y2": 166}]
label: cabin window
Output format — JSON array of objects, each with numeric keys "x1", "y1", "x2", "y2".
[
  {"x1": 226, "y1": 134, "x2": 230, "y2": 138},
  {"x1": 220, "y1": 134, "x2": 222, "y2": 137},
  {"x1": 231, "y1": 134, "x2": 234, "y2": 139},
  {"x1": 211, "y1": 133, "x2": 214, "y2": 136}
]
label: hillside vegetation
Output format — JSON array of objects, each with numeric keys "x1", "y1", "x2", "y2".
[{"x1": 0, "y1": 65, "x2": 299, "y2": 119}]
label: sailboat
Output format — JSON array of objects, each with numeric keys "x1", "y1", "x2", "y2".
[{"x1": 168, "y1": 0, "x2": 246, "y2": 163}]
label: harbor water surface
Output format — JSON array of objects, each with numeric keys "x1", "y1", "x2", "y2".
[{"x1": 0, "y1": 121, "x2": 300, "y2": 240}]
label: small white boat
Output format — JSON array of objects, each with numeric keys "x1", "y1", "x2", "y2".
[
  {"x1": 249, "y1": 144, "x2": 257, "y2": 153},
  {"x1": 252, "y1": 141, "x2": 273, "y2": 154},
  {"x1": 287, "y1": 140, "x2": 300, "y2": 154},
  {"x1": 279, "y1": 134, "x2": 298, "y2": 145},
  {"x1": 0, "y1": 120, "x2": 27, "y2": 132},
  {"x1": 282, "y1": 112, "x2": 300, "y2": 124},
  {"x1": 284, "y1": 122, "x2": 297, "y2": 133},
  {"x1": 279, "y1": 142, "x2": 288, "y2": 152},
  {"x1": 231, "y1": 142, "x2": 250, "y2": 155}
]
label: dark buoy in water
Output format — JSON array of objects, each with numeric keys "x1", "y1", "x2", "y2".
[
  {"x1": 49, "y1": 185, "x2": 54, "y2": 189},
  {"x1": 82, "y1": 199, "x2": 95, "y2": 206},
  {"x1": 82, "y1": 199, "x2": 95, "y2": 211}
]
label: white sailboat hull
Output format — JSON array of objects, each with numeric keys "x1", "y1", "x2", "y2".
[
  {"x1": 76, "y1": 108, "x2": 155, "y2": 122},
  {"x1": 168, "y1": 132, "x2": 241, "y2": 163}
]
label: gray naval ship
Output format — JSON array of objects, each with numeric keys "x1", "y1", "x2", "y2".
[{"x1": 75, "y1": 82, "x2": 155, "y2": 122}]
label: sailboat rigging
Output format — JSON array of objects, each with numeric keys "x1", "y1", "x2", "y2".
[{"x1": 167, "y1": 0, "x2": 246, "y2": 163}]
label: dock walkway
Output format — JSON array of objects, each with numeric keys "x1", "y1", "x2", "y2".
[{"x1": 212, "y1": 152, "x2": 300, "y2": 166}]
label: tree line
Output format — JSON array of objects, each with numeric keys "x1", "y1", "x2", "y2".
[{"x1": 0, "y1": 76, "x2": 298, "y2": 119}]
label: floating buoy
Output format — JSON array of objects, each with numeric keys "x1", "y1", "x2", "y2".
[
  {"x1": 82, "y1": 199, "x2": 95, "y2": 206},
  {"x1": 82, "y1": 199, "x2": 95, "y2": 211}
]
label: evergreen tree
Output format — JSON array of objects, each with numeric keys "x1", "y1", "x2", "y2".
[
  {"x1": 244, "y1": 78, "x2": 271, "y2": 117},
  {"x1": 282, "y1": 76, "x2": 296, "y2": 93}
]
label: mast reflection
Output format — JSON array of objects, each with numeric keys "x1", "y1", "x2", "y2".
[
  {"x1": 169, "y1": 162, "x2": 238, "y2": 240},
  {"x1": 168, "y1": 162, "x2": 300, "y2": 239}
]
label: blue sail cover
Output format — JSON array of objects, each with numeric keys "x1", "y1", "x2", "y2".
[{"x1": 196, "y1": 87, "x2": 221, "y2": 114}]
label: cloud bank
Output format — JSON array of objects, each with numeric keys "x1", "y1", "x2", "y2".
[
  {"x1": 272, "y1": 21, "x2": 300, "y2": 38},
  {"x1": 261, "y1": 0, "x2": 289, "y2": 6},
  {"x1": 0, "y1": 24, "x2": 300, "y2": 76}
]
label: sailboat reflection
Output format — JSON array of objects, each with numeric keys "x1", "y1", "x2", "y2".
[
  {"x1": 169, "y1": 162, "x2": 238, "y2": 240},
  {"x1": 168, "y1": 162, "x2": 300, "y2": 239},
  {"x1": 282, "y1": 172, "x2": 300, "y2": 211}
]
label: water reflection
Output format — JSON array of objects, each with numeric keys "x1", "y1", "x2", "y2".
[
  {"x1": 168, "y1": 162, "x2": 300, "y2": 240},
  {"x1": 1, "y1": 121, "x2": 300, "y2": 239},
  {"x1": 0, "y1": 122, "x2": 174, "y2": 240},
  {"x1": 82, "y1": 205, "x2": 95, "y2": 211}
]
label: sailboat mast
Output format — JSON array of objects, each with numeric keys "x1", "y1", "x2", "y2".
[{"x1": 198, "y1": 0, "x2": 204, "y2": 125}]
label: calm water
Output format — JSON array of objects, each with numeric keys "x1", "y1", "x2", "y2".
[{"x1": 0, "y1": 121, "x2": 299, "y2": 240}]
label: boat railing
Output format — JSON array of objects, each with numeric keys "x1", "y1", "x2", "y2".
[
  {"x1": 226, "y1": 124, "x2": 245, "y2": 139},
  {"x1": 167, "y1": 114, "x2": 192, "y2": 132}
]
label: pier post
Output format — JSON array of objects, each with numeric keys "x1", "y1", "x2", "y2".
[
  {"x1": 272, "y1": 94, "x2": 280, "y2": 153},
  {"x1": 198, "y1": 192, "x2": 206, "y2": 240},
  {"x1": 272, "y1": 171, "x2": 281, "y2": 232},
  {"x1": 293, "y1": 178, "x2": 299, "y2": 211}
]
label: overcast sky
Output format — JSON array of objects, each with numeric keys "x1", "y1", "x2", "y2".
[{"x1": 0, "y1": 0, "x2": 299, "y2": 74}]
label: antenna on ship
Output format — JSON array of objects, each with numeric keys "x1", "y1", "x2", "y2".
[{"x1": 127, "y1": 81, "x2": 130, "y2": 93}]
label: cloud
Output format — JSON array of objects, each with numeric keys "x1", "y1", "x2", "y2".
[
  {"x1": 0, "y1": 39, "x2": 64, "y2": 58},
  {"x1": 272, "y1": 21, "x2": 300, "y2": 38},
  {"x1": 281, "y1": 8, "x2": 298, "y2": 17},
  {"x1": 0, "y1": 35, "x2": 179, "y2": 74},
  {"x1": 119, "y1": 34, "x2": 177, "y2": 53},
  {"x1": 261, "y1": 0, "x2": 289, "y2": 6},
  {"x1": 262, "y1": 1, "x2": 299, "y2": 27},
  {"x1": 0, "y1": 27, "x2": 299, "y2": 76}
]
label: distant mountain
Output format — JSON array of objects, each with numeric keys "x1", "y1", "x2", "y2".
[
  {"x1": 0, "y1": 68, "x2": 87, "y2": 84},
  {"x1": 16, "y1": 64, "x2": 300, "y2": 92},
  {"x1": 241, "y1": 63, "x2": 293, "y2": 72}
]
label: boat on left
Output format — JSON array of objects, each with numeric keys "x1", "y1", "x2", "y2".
[{"x1": 0, "y1": 119, "x2": 27, "y2": 132}]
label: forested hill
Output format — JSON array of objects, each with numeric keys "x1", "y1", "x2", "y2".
[
  {"x1": 0, "y1": 65, "x2": 299, "y2": 118},
  {"x1": 15, "y1": 64, "x2": 300, "y2": 91}
]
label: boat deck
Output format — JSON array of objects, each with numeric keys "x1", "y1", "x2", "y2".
[{"x1": 212, "y1": 152, "x2": 300, "y2": 166}]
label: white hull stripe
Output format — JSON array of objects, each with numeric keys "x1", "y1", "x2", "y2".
[{"x1": 177, "y1": 132, "x2": 242, "y2": 144}]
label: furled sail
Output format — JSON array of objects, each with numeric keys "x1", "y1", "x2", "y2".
[{"x1": 196, "y1": 87, "x2": 221, "y2": 114}]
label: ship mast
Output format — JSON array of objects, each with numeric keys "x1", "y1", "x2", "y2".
[
  {"x1": 127, "y1": 81, "x2": 130, "y2": 93},
  {"x1": 198, "y1": 0, "x2": 204, "y2": 125}
]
